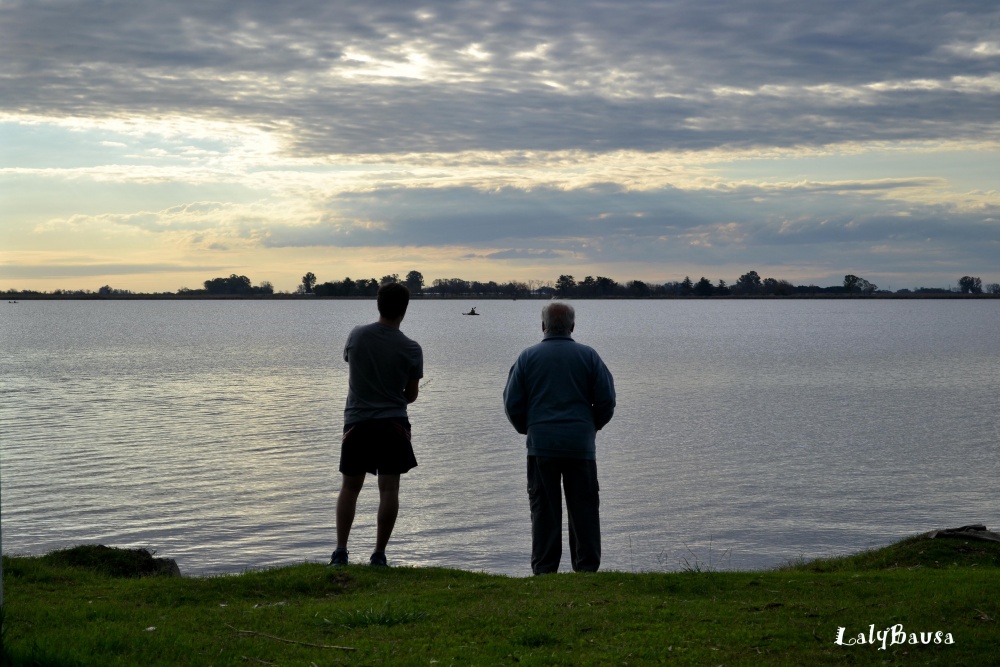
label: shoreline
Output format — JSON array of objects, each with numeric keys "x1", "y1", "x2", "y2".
[
  {"x1": 9, "y1": 527, "x2": 1000, "y2": 579},
  {"x1": 5, "y1": 292, "x2": 999, "y2": 301}
]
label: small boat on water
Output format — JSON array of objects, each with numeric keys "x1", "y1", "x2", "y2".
[{"x1": 463, "y1": 307, "x2": 480, "y2": 316}]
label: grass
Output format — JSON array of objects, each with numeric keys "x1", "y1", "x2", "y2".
[{"x1": 2, "y1": 536, "x2": 999, "y2": 666}]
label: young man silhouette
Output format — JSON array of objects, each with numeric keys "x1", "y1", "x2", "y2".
[{"x1": 330, "y1": 282, "x2": 422, "y2": 567}]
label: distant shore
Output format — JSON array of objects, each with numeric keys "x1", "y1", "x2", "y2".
[{"x1": 5, "y1": 292, "x2": 999, "y2": 301}]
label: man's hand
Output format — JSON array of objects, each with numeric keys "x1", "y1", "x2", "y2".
[{"x1": 404, "y1": 377, "x2": 420, "y2": 403}]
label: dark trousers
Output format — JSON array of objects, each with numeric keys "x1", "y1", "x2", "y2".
[{"x1": 527, "y1": 455, "x2": 601, "y2": 574}]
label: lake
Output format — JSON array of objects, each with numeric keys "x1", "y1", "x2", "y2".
[{"x1": 1, "y1": 298, "x2": 997, "y2": 576}]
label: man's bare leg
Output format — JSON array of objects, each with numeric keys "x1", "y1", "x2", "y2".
[
  {"x1": 375, "y1": 474, "x2": 400, "y2": 554},
  {"x1": 336, "y1": 474, "x2": 366, "y2": 549}
]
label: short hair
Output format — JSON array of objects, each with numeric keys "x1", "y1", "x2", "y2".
[
  {"x1": 377, "y1": 282, "x2": 410, "y2": 319},
  {"x1": 542, "y1": 301, "x2": 575, "y2": 335}
]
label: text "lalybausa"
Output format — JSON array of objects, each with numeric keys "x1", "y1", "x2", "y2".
[{"x1": 836, "y1": 624, "x2": 954, "y2": 650}]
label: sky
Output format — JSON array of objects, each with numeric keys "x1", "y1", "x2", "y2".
[{"x1": 2, "y1": 0, "x2": 999, "y2": 293}]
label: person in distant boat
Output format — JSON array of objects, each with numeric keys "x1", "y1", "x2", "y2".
[
  {"x1": 470, "y1": 307, "x2": 477, "y2": 315},
  {"x1": 330, "y1": 282, "x2": 423, "y2": 568},
  {"x1": 503, "y1": 302, "x2": 616, "y2": 574}
]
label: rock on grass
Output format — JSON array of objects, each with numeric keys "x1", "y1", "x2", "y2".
[{"x1": 39, "y1": 545, "x2": 181, "y2": 578}]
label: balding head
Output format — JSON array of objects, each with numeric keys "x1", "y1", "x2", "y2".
[{"x1": 542, "y1": 302, "x2": 575, "y2": 336}]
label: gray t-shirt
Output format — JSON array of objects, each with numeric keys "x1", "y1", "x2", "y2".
[{"x1": 343, "y1": 322, "x2": 423, "y2": 426}]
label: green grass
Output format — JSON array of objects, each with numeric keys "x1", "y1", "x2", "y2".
[{"x1": 3, "y1": 536, "x2": 999, "y2": 666}]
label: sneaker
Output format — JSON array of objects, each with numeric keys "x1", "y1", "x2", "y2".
[
  {"x1": 369, "y1": 552, "x2": 388, "y2": 567},
  {"x1": 329, "y1": 548, "x2": 349, "y2": 566}
]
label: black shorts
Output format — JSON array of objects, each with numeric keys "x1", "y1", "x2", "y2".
[{"x1": 339, "y1": 417, "x2": 418, "y2": 476}]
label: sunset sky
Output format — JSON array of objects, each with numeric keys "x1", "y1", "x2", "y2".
[{"x1": 2, "y1": 0, "x2": 999, "y2": 293}]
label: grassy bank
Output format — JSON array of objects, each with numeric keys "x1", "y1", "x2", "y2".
[{"x1": 3, "y1": 535, "x2": 999, "y2": 666}]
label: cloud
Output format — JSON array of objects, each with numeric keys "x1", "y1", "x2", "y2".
[
  {"x1": 475, "y1": 249, "x2": 569, "y2": 261},
  {"x1": 3, "y1": 1, "x2": 999, "y2": 154},
  {"x1": 245, "y1": 181, "x2": 1000, "y2": 274},
  {"x1": 1, "y1": 0, "x2": 998, "y2": 290},
  {"x1": 0, "y1": 262, "x2": 220, "y2": 280}
]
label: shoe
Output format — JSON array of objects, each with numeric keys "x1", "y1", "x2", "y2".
[
  {"x1": 329, "y1": 548, "x2": 349, "y2": 566},
  {"x1": 369, "y1": 552, "x2": 388, "y2": 567}
]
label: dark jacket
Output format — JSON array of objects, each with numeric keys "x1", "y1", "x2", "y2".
[{"x1": 503, "y1": 335, "x2": 616, "y2": 459}]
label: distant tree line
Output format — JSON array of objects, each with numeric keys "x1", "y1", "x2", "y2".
[
  {"x1": 295, "y1": 270, "x2": 1000, "y2": 298},
  {"x1": 4, "y1": 272, "x2": 998, "y2": 299},
  {"x1": 309, "y1": 271, "x2": 424, "y2": 296},
  {"x1": 98, "y1": 285, "x2": 133, "y2": 296},
  {"x1": 958, "y1": 276, "x2": 990, "y2": 294},
  {"x1": 548, "y1": 271, "x2": 870, "y2": 297},
  {"x1": 175, "y1": 274, "x2": 274, "y2": 296}
]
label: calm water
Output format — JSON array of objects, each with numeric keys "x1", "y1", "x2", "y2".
[{"x1": 1, "y1": 299, "x2": 998, "y2": 576}]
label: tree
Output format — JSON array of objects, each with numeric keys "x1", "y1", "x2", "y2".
[
  {"x1": 844, "y1": 274, "x2": 877, "y2": 294},
  {"x1": 470, "y1": 280, "x2": 498, "y2": 295},
  {"x1": 715, "y1": 279, "x2": 731, "y2": 296},
  {"x1": 577, "y1": 276, "x2": 597, "y2": 297},
  {"x1": 693, "y1": 277, "x2": 714, "y2": 297},
  {"x1": 626, "y1": 280, "x2": 650, "y2": 297},
  {"x1": 205, "y1": 274, "x2": 254, "y2": 295},
  {"x1": 380, "y1": 274, "x2": 399, "y2": 286},
  {"x1": 506, "y1": 281, "x2": 531, "y2": 297},
  {"x1": 555, "y1": 275, "x2": 576, "y2": 297},
  {"x1": 761, "y1": 277, "x2": 794, "y2": 296},
  {"x1": 201, "y1": 274, "x2": 274, "y2": 295},
  {"x1": 958, "y1": 276, "x2": 983, "y2": 294},
  {"x1": 594, "y1": 276, "x2": 618, "y2": 296},
  {"x1": 773, "y1": 279, "x2": 795, "y2": 296},
  {"x1": 679, "y1": 276, "x2": 694, "y2": 296},
  {"x1": 986, "y1": 283, "x2": 1000, "y2": 295},
  {"x1": 431, "y1": 278, "x2": 469, "y2": 295},
  {"x1": 302, "y1": 272, "x2": 317, "y2": 294},
  {"x1": 314, "y1": 277, "x2": 356, "y2": 296},
  {"x1": 734, "y1": 271, "x2": 762, "y2": 295},
  {"x1": 98, "y1": 285, "x2": 132, "y2": 296},
  {"x1": 404, "y1": 270, "x2": 424, "y2": 293}
]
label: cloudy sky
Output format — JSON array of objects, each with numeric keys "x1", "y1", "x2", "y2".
[{"x1": 2, "y1": 0, "x2": 999, "y2": 292}]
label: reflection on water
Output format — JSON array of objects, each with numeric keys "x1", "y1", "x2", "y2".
[{"x1": 1, "y1": 299, "x2": 998, "y2": 575}]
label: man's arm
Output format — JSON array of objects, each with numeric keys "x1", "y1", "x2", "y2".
[
  {"x1": 404, "y1": 376, "x2": 419, "y2": 404},
  {"x1": 404, "y1": 341, "x2": 423, "y2": 404},
  {"x1": 591, "y1": 358, "x2": 616, "y2": 431},
  {"x1": 343, "y1": 328, "x2": 354, "y2": 362},
  {"x1": 503, "y1": 362, "x2": 529, "y2": 434}
]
